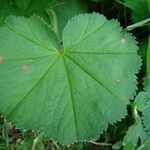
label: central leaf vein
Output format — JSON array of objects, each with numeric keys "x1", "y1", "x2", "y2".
[{"x1": 67, "y1": 51, "x2": 136, "y2": 55}]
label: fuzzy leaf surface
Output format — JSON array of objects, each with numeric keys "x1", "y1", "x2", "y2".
[
  {"x1": 122, "y1": 118, "x2": 150, "y2": 150},
  {"x1": 142, "y1": 78, "x2": 150, "y2": 131},
  {"x1": 0, "y1": 13, "x2": 140, "y2": 144}
]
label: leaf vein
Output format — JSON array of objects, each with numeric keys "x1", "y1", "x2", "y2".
[
  {"x1": 67, "y1": 20, "x2": 109, "y2": 49},
  {"x1": 62, "y1": 56, "x2": 78, "y2": 139},
  {"x1": 67, "y1": 51, "x2": 136, "y2": 55},
  {"x1": 25, "y1": 21, "x2": 58, "y2": 52},
  {"x1": 5, "y1": 25, "x2": 55, "y2": 53},
  {"x1": 64, "y1": 55, "x2": 122, "y2": 102},
  {"x1": 7, "y1": 57, "x2": 59, "y2": 117}
]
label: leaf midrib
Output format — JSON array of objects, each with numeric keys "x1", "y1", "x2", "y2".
[{"x1": 66, "y1": 51, "x2": 137, "y2": 55}]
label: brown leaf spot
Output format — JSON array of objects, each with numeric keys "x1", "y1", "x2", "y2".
[
  {"x1": 120, "y1": 37, "x2": 126, "y2": 44},
  {"x1": 22, "y1": 64, "x2": 30, "y2": 71},
  {"x1": 0, "y1": 56, "x2": 6, "y2": 64}
]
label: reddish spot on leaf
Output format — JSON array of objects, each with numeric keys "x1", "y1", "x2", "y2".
[
  {"x1": 0, "y1": 56, "x2": 6, "y2": 64},
  {"x1": 120, "y1": 37, "x2": 126, "y2": 44},
  {"x1": 22, "y1": 64, "x2": 30, "y2": 71}
]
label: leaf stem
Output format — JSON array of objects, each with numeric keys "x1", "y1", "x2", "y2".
[
  {"x1": 32, "y1": 136, "x2": 39, "y2": 150},
  {"x1": 126, "y1": 18, "x2": 150, "y2": 31},
  {"x1": 90, "y1": 141, "x2": 112, "y2": 146},
  {"x1": 53, "y1": 141, "x2": 60, "y2": 150},
  {"x1": 46, "y1": 9, "x2": 59, "y2": 36},
  {"x1": 115, "y1": 0, "x2": 135, "y2": 10},
  {"x1": 49, "y1": 1, "x2": 66, "y2": 9},
  {"x1": 2, "y1": 119, "x2": 9, "y2": 149},
  {"x1": 147, "y1": 36, "x2": 150, "y2": 78}
]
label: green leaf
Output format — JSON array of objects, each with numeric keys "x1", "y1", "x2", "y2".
[
  {"x1": 124, "y1": 0, "x2": 150, "y2": 22},
  {"x1": 142, "y1": 78, "x2": 150, "y2": 131},
  {"x1": 135, "y1": 92, "x2": 150, "y2": 112},
  {"x1": 15, "y1": 0, "x2": 31, "y2": 13},
  {"x1": 135, "y1": 77, "x2": 150, "y2": 133},
  {"x1": 122, "y1": 116, "x2": 150, "y2": 150},
  {"x1": 0, "y1": 13, "x2": 141, "y2": 144},
  {"x1": 112, "y1": 141, "x2": 123, "y2": 149},
  {"x1": 0, "y1": 0, "x2": 22, "y2": 26},
  {"x1": 0, "y1": 0, "x2": 53, "y2": 25},
  {"x1": 147, "y1": 36, "x2": 150, "y2": 78},
  {"x1": 137, "y1": 38, "x2": 148, "y2": 74},
  {"x1": 148, "y1": 0, "x2": 150, "y2": 12},
  {"x1": 143, "y1": 101, "x2": 150, "y2": 129},
  {"x1": 123, "y1": 119, "x2": 143, "y2": 150},
  {"x1": 132, "y1": 77, "x2": 150, "y2": 150},
  {"x1": 15, "y1": 0, "x2": 53, "y2": 16},
  {"x1": 25, "y1": 0, "x2": 53, "y2": 16},
  {"x1": 144, "y1": 77, "x2": 150, "y2": 93},
  {"x1": 46, "y1": 0, "x2": 88, "y2": 36}
]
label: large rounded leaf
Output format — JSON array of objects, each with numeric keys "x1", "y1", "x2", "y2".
[{"x1": 0, "y1": 13, "x2": 141, "y2": 144}]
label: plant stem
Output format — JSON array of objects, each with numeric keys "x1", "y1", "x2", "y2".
[
  {"x1": 115, "y1": 0, "x2": 135, "y2": 10},
  {"x1": 32, "y1": 136, "x2": 39, "y2": 150},
  {"x1": 90, "y1": 141, "x2": 112, "y2": 146},
  {"x1": 46, "y1": 9, "x2": 59, "y2": 36},
  {"x1": 3, "y1": 119, "x2": 9, "y2": 149},
  {"x1": 147, "y1": 36, "x2": 150, "y2": 78},
  {"x1": 126, "y1": 18, "x2": 150, "y2": 31},
  {"x1": 53, "y1": 141, "x2": 60, "y2": 150},
  {"x1": 49, "y1": 2, "x2": 66, "y2": 9}
]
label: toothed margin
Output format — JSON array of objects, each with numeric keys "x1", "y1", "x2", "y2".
[
  {"x1": 0, "y1": 12, "x2": 141, "y2": 145},
  {"x1": 140, "y1": 77, "x2": 150, "y2": 131}
]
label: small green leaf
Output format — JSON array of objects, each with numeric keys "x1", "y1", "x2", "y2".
[
  {"x1": 135, "y1": 92, "x2": 149, "y2": 112},
  {"x1": 112, "y1": 141, "x2": 123, "y2": 149},
  {"x1": 148, "y1": 0, "x2": 150, "y2": 12},
  {"x1": 147, "y1": 36, "x2": 150, "y2": 78},
  {"x1": 15, "y1": 0, "x2": 31, "y2": 13},
  {"x1": 122, "y1": 116, "x2": 150, "y2": 150},
  {"x1": 137, "y1": 38, "x2": 148, "y2": 74},
  {"x1": 0, "y1": 0, "x2": 53, "y2": 25},
  {"x1": 0, "y1": 13, "x2": 141, "y2": 144},
  {"x1": 137, "y1": 77, "x2": 150, "y2": 132},
  {"x1": 143, "y1": 101, "x2": 150, "y2": 129},
  {"x1": 0, "y1": 0, "x2": 22, "y2": 26},
  {"x1": 125, "y1": 0, "x2": 150, "y2": 22},
  {"x1": 123, "y1": 122, "x2": 142, "y2": 150},
  {"x1": 46, "y1": 0, "x2": 88, "y2": 36},
  {"x1": 143, "y1": 100, "x2": 150, "y2": 133},
  {"x1": 25, "y1": 0, "x2": 53, "y2": 16}
]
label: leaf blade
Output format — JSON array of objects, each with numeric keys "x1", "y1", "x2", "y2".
[{"x1": 0, "y1": 13, "x2": 141, "y2": 144}]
